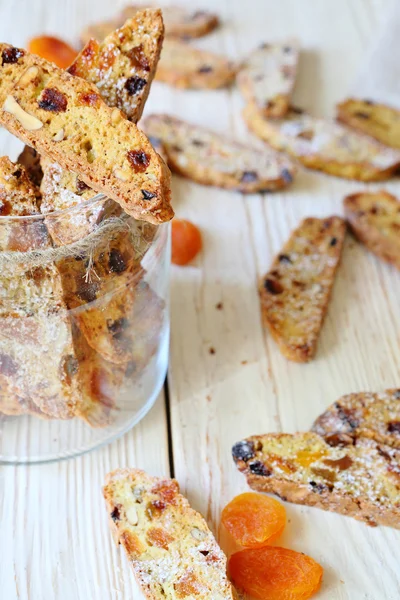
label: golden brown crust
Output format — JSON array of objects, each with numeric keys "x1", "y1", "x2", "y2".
[
  {"x1": 143, "y1": 113, "x2": 295, "y2": 192},
  {"x1": 0, "y1": 44, "x2": 172, "y2": 224},
  {"x1": 156, "y1": 39, "x2": 236, "y2": 89},
  {"x1": 103, "y1": 468, "x2": 237, "y2": 599},
  {"x1": 312, "y1": 389, "x2": 400, "y2": 450},
  {"x1": 70, "y1": 10, "x2": 164, "y2": 122},
  {"x1": 243, "y1": 102, "x2": 400, "y2": 181},
  {"x1": 259, "y1": 216, "x2": 346, "y2": 362},
  {"x1": 337, "y1": 98, "x2": 400, "y2": 149},
  {"x1": 232, "y1": 432, "x2": 400, "y2": 529},
  {"x1": 344, "y1": 190, "x2": 400, "y2": 269}
]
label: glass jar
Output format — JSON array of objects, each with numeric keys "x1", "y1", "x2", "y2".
[{"x1": 0, "y1": 194, "x2": 170, "y2": 463}]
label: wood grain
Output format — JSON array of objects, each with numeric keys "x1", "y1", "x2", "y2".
[{"x1": 1, "y1": 0, "x2": 400, "y2": 598}]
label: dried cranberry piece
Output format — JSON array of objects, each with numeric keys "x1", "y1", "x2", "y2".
[
  {"x1": 141, "y1": 189, "x2": 156, "y2": 200},
  {"x1": 198, "y1": 65, "x2": 213, "y2": 73},
  {"x1": 309, "y1": 481, "x2": 328, "y2": 493},
  {"x1": 278, "y1": 254, "x2": 291, "y2": 264},
  {"x1": 127, "y1": 150, "x2": 150, "y2": 172},
  {"x1": 125, "y1": 76, "x2": 146, "y2": 95},
  {"x1": 281, "y1": 168, "x2": 293, "y2": 184},
  {"x1": 264, "y1": 278, "x2": 284, "y2": 295},
  {"x1": 232, "y1": 440, "x2": 255, "y2": 462},
  {"x1": 334, "y1": 403, "x2": 359, "y2": 430},
  {"x1": 38, "y1": 88, "x2": 68, "y2": 112},
  {"x1": 126, "y1": 44, "x2": 150, "y2": 71},
  {"x1": 2, "y1": 46, "x2": 24, "y2": 64},
  {"x1": 388, "y1": 421, "x2": 400, "y2": 434},
  {"x1": 241, "y1": 171, "x2": 258, "y2": 183},
  {"x1": 110, "y1": 507, "x2": 120, "y2": 522},
  {"x1": 108, "y1": 249, "x2": 127, "y2": 274},
  {"x1": 249, "y1": 461, "x2": 271, "y2": 476},
  {"x1": 330, "y1": 237, "x2": 338, "y2": 246},
  {"x1": 78, "y1": 92, "x2": 100, "y2": 106},
  {"x1": 76, "y1": 179, "x2": 89, "y2": 194}
]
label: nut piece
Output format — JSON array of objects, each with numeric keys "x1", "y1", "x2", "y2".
[
  {"x1": 126, "y1": 506, "x2": 138, "y2": 526},
  {"x1": 191, "y1": 527, "x2": 207, "y2": 541},
  {"x1": 3, "y1": 95, "x2": 43, "y2": 131},
  {"x1": 113, "y1": 167, "x2": 131, "y2": 182},
  {"x1": 53, "y1": 128, "x2": 64, "y2": 142},
  {"x1": 17, "y1": 66, "x2": 40, "y2": 87},
  {"x1": 111, "y1": 108, "x2": 123, "y2": 125}
]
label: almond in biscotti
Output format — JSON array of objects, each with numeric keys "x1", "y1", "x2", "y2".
[
  {"x1": 103, "y1": 468, "x2": 237, "y2": 599},
  {"x1": 237, "y1": 39, "x2": 299, "y2": 118},
  {"x1": 343, "y1": 190, "x2": 400, "y2": 270},
  {"x1": 243, "y1": 103, "x2": 400, "y2": 181},
  {"x1": 232, "y1": 431, "x2": 400, "y2": 529},
  {"x1": 143, "y1": 113, "x2": 295, "y2": 192},
  {"x1": 259, "y1": 216, "x2": 346, "y2": 362},
  {"x1": 0, "y1": 44, "x2": 172, "y2": 224}
]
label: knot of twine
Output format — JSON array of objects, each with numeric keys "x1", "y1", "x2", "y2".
[{"x1": 0, "y1": 214, "x2": 153, "y2": 277}]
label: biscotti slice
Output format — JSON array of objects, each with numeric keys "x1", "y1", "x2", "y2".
[
  {"x1": 0, "y1": 44, "x2": 172, "y2": 224},
  {"x1": 312, "y1": 389, "x2": 400, "y2": 449},
  {"x1": 69, "y1": 10, "x2": 164, "y2": 123},
  {"x1": 143, "y1": 114, "x2": 295, "y2": 192},
  {"x1": 103, "y1": 468, "x2": 237, "y2": 599},
  {"x1": 237, "y1": 40, "x2": 299, "y2": 118},
  {"x1": 121, "y1": 5, "x2": 219, "y2": 39},
  {"x1": 337, "y1": 98, "x2": 400, "y2": 149},
  {"x1": 243, "y1": 102, "x2": 400, "y2": 181},
  {"x1": 156, "y1": 39, "x2": 236, "y2": 89},
  {"x1": 17, "y1": 145, "x2": 43, "y2": 187},
  {"x1": 259, "y1": 216, "x2": 346, "y2": 362},
  {"x1": 232, "y1": 432, "x2": 400, "y2": 529},
  {"x1": 343, "y1": 190, "x2": 400, "y2": 270}
]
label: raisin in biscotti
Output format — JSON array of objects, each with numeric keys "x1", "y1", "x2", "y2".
[
  {"x1": 343, "y1": 190, "x2": 400, "y2": 270},
  {"x1": 69, "y1": 10, "x2": 164, "y2": 123},
  {"x1": 312, "y1": 389, "x2": 400, "y2": 449},
  {"x1": 121, "y1": 5, "x2": 219, "y2": 39},
  {"x1": 103, "y1": 469, "x2": 237, "y2": 599},
  {"x1": 143, "y1": 114, "x2": 295, "y2": 192},
  {"x1": 337, "y1": 98, "x2": 400, "y2": 150},
  {"x1": 232, "y1": 432, "x2": 400, "y2": 529},
  {"x1": 237, "y1": 40, "x2": 299, "y2": 118},
  {"x1": 243, "y1": 102, "x2": 400, "y2": 181},
  {"x1": 156, "y1": 39, "x2": 236, "y2": 89},
  {"x1": 0, "y1": 44, "x2": 172, "y2": 224},
  {"x1": 259, "y1": 216, "x2": 346, "y2": 362}
]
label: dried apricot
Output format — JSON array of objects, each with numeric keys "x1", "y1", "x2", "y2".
[
  {"x1": 28, "y1": 36, "x2": 77, "y2": 69},
  {"x1": 221, "y1": 492, "x2": 285, "y2": 547},
  {"x1": 171, "y1": 219, "x2": 202, "y2": 266},
  {"x1": 229, "y1": 546, "x2": 323, "y2": 600}
]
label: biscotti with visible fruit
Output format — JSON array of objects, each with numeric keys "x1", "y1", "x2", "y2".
[
  {"x1": 243, "y1": 102, "x2": 400, "y2": 181},
  {"x1": 237, "y1": 40, "x2": 299, "y2": 118},
  {"x1": 232, "y1": 432, "x2": 400, "y2": 528},
  {"x1": 103, "y1": 468, "x2": 237, "y2": 599},
  {"x1": 312, "y1": 389, "x2": 400, "y2": 449},
  {"x1": 143, "y1": 114, "x2": 295, "y2": 192},
  {"x1": 156, "y1": 39, "x2": 236, "y2": 89},
  {"x1": 69, "y1": 10, "x2": 164, "y2": 122},
  {"x1": 121, "y1": 5, "x2": 219, "y2": 39},
  {"x1": 0, "y1": 44, "x2": 172, "y2": 224},
  {"x1": 343, "y1": 190, "x2": 400, "y2": 270},
  {"x1": 259, "y1": 216, "x2": 346, "y2": 362},
  {"x1": 337, "y1": 98, "x2": 400, "y2": 149}
]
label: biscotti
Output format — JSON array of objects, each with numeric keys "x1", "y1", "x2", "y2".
[
  {"x1": 243, "y1": 102, "x2": 400, "y2": 181},
  {"x1": 237, "y1": 40, "x2": 299, "y2": 118},
  {"x1": 259, "y1": 216, "x2": 346, "y2": 362},
  {"x1": 121, "y1": 5, "x2": 219, "y2": 39},
  {"x1": 312, "y1": 389, "x2": 400, "y2": 450},
  {"x1": 0, "y1": 44, "x2": 172, "y2": 224},
  {"x1": 156, "y1": 39, "x2": 236, "y2": 89},
  {"x1": 343, "y1": 190, "x2": 400, "y2": 270},
  {"x1": 103, "y1": 468, "x2": 237, "y2": 599},
  {"x1": 232, "y1": 432, "x2": 400, "y2": 528},
  {"x1": 143, "y1": 114, "x2": 295, "y2": 192},
  {"x1": 337, "y1": 98, "x2": 400, "y2": 149},
  {"x1": 69, "y1": 10, "x2": 164, "y2": 123}
]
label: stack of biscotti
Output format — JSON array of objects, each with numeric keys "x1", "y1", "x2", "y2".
[
  {"x1": 103, "y1": 469, "x2": 237, "y2": 599},
  {"x1": 233, "y1": 388, "x2": 400, "y2": 528}
]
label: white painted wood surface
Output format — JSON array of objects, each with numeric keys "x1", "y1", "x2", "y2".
[{"x1": 1, "y1": 0, "x2": 400, "y2": 598}]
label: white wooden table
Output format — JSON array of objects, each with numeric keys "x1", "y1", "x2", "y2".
[{"x1": 1, "y1": 0, "x2": 400, "y2": 598}]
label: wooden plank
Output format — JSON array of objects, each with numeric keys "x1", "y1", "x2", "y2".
[{"x1": 166, "y1": 0, "x2": 400, "y2": 598}]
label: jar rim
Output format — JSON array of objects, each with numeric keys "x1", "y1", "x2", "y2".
[{"x1": 0, "y1": 192, "x2": 109, "y2": 221}]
